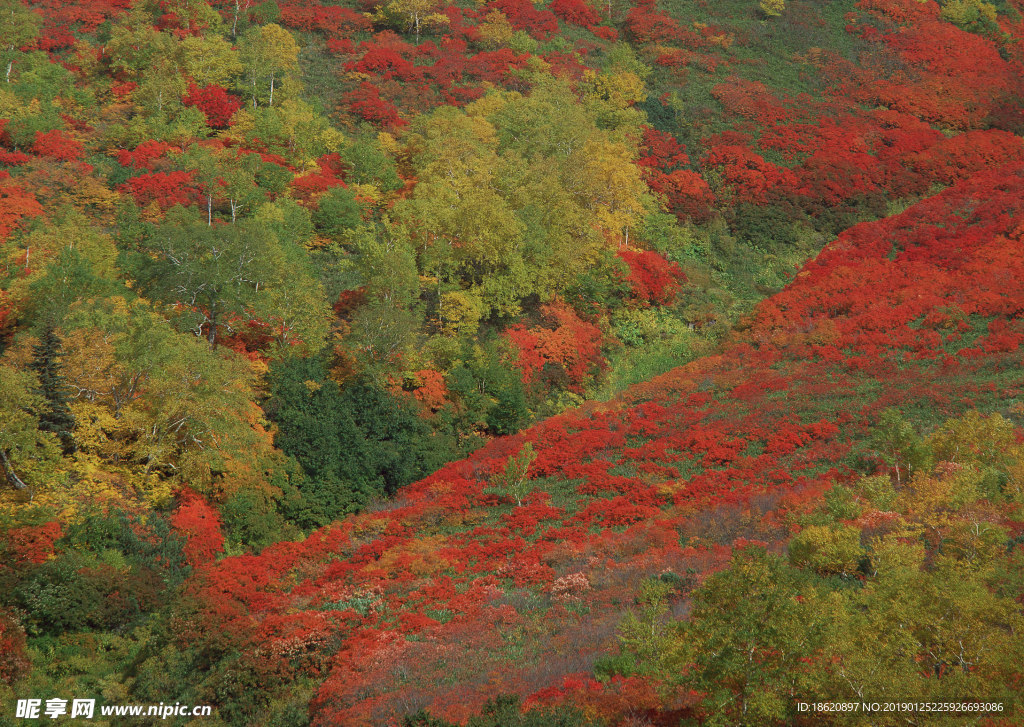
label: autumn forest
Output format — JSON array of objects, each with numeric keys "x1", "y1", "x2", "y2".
[{"x1": 1, "y1": 0, "x2": 1023, "y2": 723}]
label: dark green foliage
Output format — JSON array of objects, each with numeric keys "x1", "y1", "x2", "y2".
[
  {"x1": 217, "y1": 488, "x2": 296, "y2": 551},
  {"x1": 563, "y1": 249, "x2": 632, "y2": 314},
  {"x1": 446, "y1": 340, "x2": 530, "y2": 437},
  {"x1": 252, "y1": 0, "x2": 282, "y2": 25},
  {"x1": 731, "y1": 202, "x2": 798, "y2": 250},
  {"x1": 488, "y1": 376, "x2": 529, "y2": 436},
  {"x1": 10, "y1": 552, "x2": 165, "y2": 636},
  {"x1": 30, "y1": 327, "x2": 76, "y2": 455},
  {"x1": 254, "y1": 159, "x2": 295, "y2": 195},
  {"x1": 263, "y1": 356, "x2": 445, "y2": 520},
  {"x1": 342, "y1": 376, "x2": 449, "y2": 494},
  {"x1": 342, "y1": 134, "x2": 404, "y2": 192},
  {"x1": 592, "y1": 650, "x2": 640, "y2": 680},
  {"x1": 60, "y1": 510, "x2": 189, "y2": 582},
  {"x1": 681, "y1": 546, "x2": 826, "y2": 726},
  {"x1": 2, "y1": 511, "x2": 192, "y2": 637},
  {"x1": 312, "y1": 186, "x2": 363, "y2": 241},
  {"x1": 637, "y1": 93, "x2": 678, "y2": 136}
]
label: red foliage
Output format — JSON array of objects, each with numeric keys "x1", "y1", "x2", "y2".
[
  {"x1": 590, "y1": 25, "x2": 618, "y2": 41},
  {"x1": 111, "y1": 80, "x2": 138, "y2": 98},
  {"x1": 33, "y1": 0, "x2": 131, "y2": 34},
  {"x1": 0, "y1": 611, "x2": 29, "y2": 685},
  {"x1": 115, "y1": 140, "x2": 175, "y2": 170},
  {"x1": 834, "y1": 9, "x2": 1018, "y2": 130},
  {"x1": 549, "y1": 0, "x2": 599, "y2": 27},
  {"x1": 32, "y1": 129, "x2": 84, "y2": 161},
  {"x1": 636, "y1": 127, "x2": 714, "y2": 220},
  {"x1": 0, "y1": 184, "x2": 44, "y2": 241},
  {"x1": 506, "y1": 301, "x2": 606, "y2": 392},
  {"x1": 279, "y1": 1, "x2": 372, "y2": 36},
  {"x1": 183, "y1": 83, "x2": 242, "y2": 128},
  {"x1": 349, "y1": 46, "x2": 420, "y2": 81},
  {"x1": 489, "y1": 0, "x2": 559, "y2": 38},
  {"x1": 290, "y1": 173, "x2": 346, "y2": 206},
  {"x1": 712, "y1": 78, "x2": 792, "y2": 127},
  {"x1": 394, "y1": 369, "x2": 450, "y2": 414},
  {"x1": 2, "y1": 521, "x2": 63, "y2": 565},
  {"x1": 121, "y1": 170, "x2": 198, "y2": 209},
  {"x1": 617, "y1": 249, "x2": 685, "y2": 306},
  {"x1": 638, "y1": 127, "x2": 689, "y2": 170},
  {"x1": 0, "y1": 291, "x2": 12, "y2": 338},
  {"x1": 344, "y1": 82, "x2": 407, "y2": 128},
  {"x1": 170, "y1": 487, "x2": 225, "y2": 568},
  {"x1": 703, "y1": 142, "x2": 799, "y2": 204},
  {"x1": 906, "y1": 129, "x2": 1024, "y2": 185}
]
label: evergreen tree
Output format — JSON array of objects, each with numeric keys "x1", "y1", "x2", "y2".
[{"x1": 30, "y1": 327, "x2": 77, "y2": 455}]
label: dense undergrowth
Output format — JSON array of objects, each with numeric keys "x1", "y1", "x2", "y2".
[{"x1": 1, "y1": 0, "x2": 1023, "y2": 723}]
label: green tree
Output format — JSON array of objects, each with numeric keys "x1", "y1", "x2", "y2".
[
  {"x1": 238, "y1": 23, "x2": 298, "y2": 108},
  {"x1": 180, "y1": 34, "x2": 242, "y2": 87},
  {"x1": 820, "y1": 536, "x2": 1024, "y2": 722},
  {"x1": 788, "y1": 524, "x2": 864, "y2": 577},
  {"x1": 129, "y1": 208, "x2": 327, "y2": 350},
  {"x1": 312, "y1": 186, "x2": 364, "y2": 243},
  {"x1": 0, "y1": 365, "x2": 59, "y2": 494},
  {"x1": 263, "y1": 357, "x2": 443, "y2": 519},
  {"x1": 484, "y1": 441, "x2": 536, "y2": 506},
  {"x1": 130, "y1": 209, "x2": 265, "y2": 346},
  {"x1": 870, "y1": 408, "x2": 933, "y2": 485},
  {"x1": 0, "y1": 0, "x2": 41, "y2": 83},
  {"x1": 59, "y1": 296, "x2": 260, "y2": 479},
  {"x1": 683, "y1": 546, "x2": 835, "y2": 726},
  {"x1": 178, "y1": 145, "x2": 261, "y2": 225},
  {"x1": 613, "y1": 578, "x2": 686, "y2": 678}
]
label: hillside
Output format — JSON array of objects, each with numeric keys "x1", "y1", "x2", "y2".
[
  {"x1": 141, "y1": 161, "x2": 1024, "y2": 726},
  {"x1": 1, "y1": 0, "x2": 1024, "y2": 724}
]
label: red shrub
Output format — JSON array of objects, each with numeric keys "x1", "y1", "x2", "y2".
[
  {"x1": 121, "y1": 170, "x2": 198, "y2": 209},
  {"x1": 906, "y1": 129, "x2": 1024, "y2": 185},
  {"x1": 2, "y1": 521, "x2": 63, "y2": 565},
  {"x1": 183, "y1": 83, "x2": 242, "y2": 128},
  {"x1": 349, "y1": 46, "x2": 419, "y2": 80},
  {"x1": 549, "y1": 0, "x2": 599, "y2": 27},
  {"x1": 0, "y1": 611, "x2": 29, "y2": 685},
  {"x1": 617, "y1": 249, "x2": 685, "y2": 306},
  {"x1": 116, "y1": 140, "x2": 175, "y2": 170},
  {"x1": 170, "y1": 488, "x2": 225, "y2": 568},
  {"x1": 32, "y1": 129, "x2": 84, "y2": 161},
  {"x1": 0, "y1": 184, "x2": 44, "y2": 241},
  {"x1": 489, "y1": 0, "x2": 559, "y2": 38},
  {"x1": 506, "y1": 301, "x2": 606, "y2": 392},
  {"x1": 344, "y1": 82, "x2": 407, "y2": 128}
]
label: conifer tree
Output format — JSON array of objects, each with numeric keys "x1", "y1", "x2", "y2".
[{"x1": 30, "y1": 327, "x2": 77, "y2": 455}]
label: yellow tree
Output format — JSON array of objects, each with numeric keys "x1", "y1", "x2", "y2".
[
  {"x1": 0, "y1": 364, "x2": 59, "y2": 497},
  {"x1": 569, "y1": 136, "x2": 648, "y2": 247},
  {"x1": 181, "y1": 34, "x2": 243, "y2": 87},
  {"x1": 238, "y1": 23, "x2": 299, "y2": 108},
  {"x1": 371, "y1": 0, "x2": 450, "y2": 42}
]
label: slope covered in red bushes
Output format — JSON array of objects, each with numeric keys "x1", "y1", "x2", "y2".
[
  {"x1": 174, "y1": 162, "x2": 1024, "y2": 725},
  {"x1": 2, "y1": 0, "x2": 1024, "y2": 722}
]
